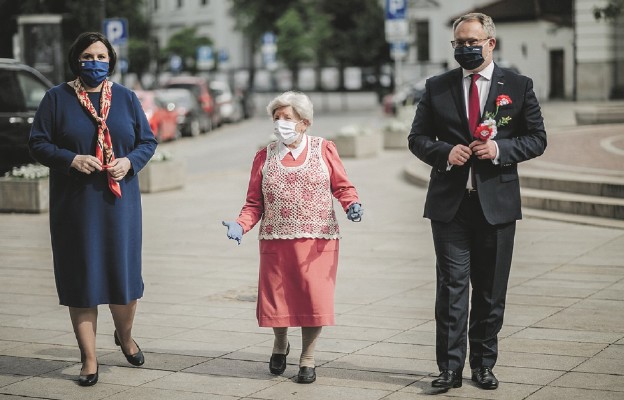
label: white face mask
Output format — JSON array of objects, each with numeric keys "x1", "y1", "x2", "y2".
[{"x1": 274, "y1": 119, "x2": 301, "y2": 144}]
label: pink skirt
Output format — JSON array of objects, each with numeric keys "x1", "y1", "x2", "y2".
[{"x1": 257, "y1": 238, "x2": 339, "y2": 327}]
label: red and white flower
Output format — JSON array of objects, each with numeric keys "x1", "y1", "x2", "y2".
[{"x1": 473, "y1": 94, "x2": 513, "y2": 141}]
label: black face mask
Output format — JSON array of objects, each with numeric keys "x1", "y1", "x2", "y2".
[{"x1": 454, "y1": 46, "x2": 485, "y2": 70}]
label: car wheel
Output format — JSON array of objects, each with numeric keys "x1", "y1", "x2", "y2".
[{"x1": 190, "y1": 119, "x2": 201, "y2": 137}]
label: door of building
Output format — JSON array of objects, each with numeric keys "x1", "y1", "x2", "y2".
[{"x1": 549, "y1": 50, "x2": 565, "y2": 99}]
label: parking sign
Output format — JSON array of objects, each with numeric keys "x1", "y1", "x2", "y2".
[
  {"x1": 386, "y1": 0, "x2": 406, "y2": 20},
  {"x1": 103, "y1": 18, "x2": 128, "y2": 46},
  {"x1": 385, "y1": 0, "x2": 408, "y2": 42}
]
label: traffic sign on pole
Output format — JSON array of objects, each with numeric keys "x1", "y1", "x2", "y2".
[
  {"x1": 196, "y1": 46, "x2": 214, "y2": 70},
  {"x1": 261, "y1": 32, "x2": 277, "y2": 71},
  {"x1": 390, "y1": 41, "x2": 408, "y2": 60},
  {"x1": 103, "y1": 18, "x2": 128, "y2": 46},
  {"x1": 385, "y1": 0, "x2": 409, "y2": 42}
]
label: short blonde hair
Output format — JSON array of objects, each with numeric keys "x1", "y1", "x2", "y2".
[
  {"x1": 266, "y1": 91, "x2": 314, "y2": 125},
  {"x1": 453, "y1": 13, "x2": 496, "y2": 38}
]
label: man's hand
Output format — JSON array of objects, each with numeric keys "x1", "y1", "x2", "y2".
[
  {"x1": 469, "y1": 140, "x2": 497, "y2": 160},
  {"x1": 448, "y1": 144, "x2": 473, "y2": 166}
]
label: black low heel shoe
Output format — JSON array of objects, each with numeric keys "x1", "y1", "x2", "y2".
[
  {"x1": 114, "y1": 330, "x2": 145, "y2": 366},
  {"x1": 297, "y1": 366, "x2": 316, "y2": 384},
  {"x1": 78, "y1": 363, "x2": 99, "y2": 387},
  {"x1": 269, "y1": 343, "x2": 290, "y2": 375}
]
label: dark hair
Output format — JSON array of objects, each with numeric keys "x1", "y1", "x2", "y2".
[{"x1": 67, "y1": 32, "x2": 116, "y2": 77}]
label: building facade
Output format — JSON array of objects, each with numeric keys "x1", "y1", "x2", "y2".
[{"x1": 146, "y1": 0, "x2": 248, "y2": 73}]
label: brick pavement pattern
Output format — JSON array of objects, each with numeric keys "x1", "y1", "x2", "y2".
[{"x1": 0, "y1": 99, "x2": 622, "y2": 399}]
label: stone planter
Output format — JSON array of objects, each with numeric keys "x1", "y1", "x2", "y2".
[
  {"x1": 383, "y1": 128, "x2": 408, "y2": 149},
  {"x1": 0, "y1": 177, "x2": 49, "y2": 213},
  {"x1": 139, "y1": 159, "x2": 186, "y2": 193},
  {"x1": 331, "y1": 133, "x2": 381, "y2": 158}
]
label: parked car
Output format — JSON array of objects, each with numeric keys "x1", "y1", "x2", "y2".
[
  {"x1": 135, "y1": 90, "x2": 180, "y2": 142},
  {"x1": 0, "y1": 58, "x2": 53, "y2": 175},
  {"x1": 382, "y1": 77, "x2": 428, "y2": 116},
  {"x1": 161, "y1": 76, "x2": 220, "y2": 130},
  {"x1": 209, "y1": 80, "x2": 243, "y2": 123},
  {"x1": 156, "y1": 88, "x2": 211, "y2": 137},
  {"x1": 237, "y1": 87, "x2": 256, "y2": 119}
]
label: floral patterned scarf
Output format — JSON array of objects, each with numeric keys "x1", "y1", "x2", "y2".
[{"x1": 69, "y1": 78, "x2": 121, "y2": 198}]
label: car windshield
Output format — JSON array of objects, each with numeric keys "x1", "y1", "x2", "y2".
[
  {"x1": 0, "y1": 69, "x2": 26, "y2": 112},
  {"x1": 158, "y1": 92, "x2": 193, "y2": 109},
  {"x1": 166, "y1": 83, "x2": 200, "y2": 98},
  {"x1": 18, "y1": 71, "x2": 48, "y2": 110}
]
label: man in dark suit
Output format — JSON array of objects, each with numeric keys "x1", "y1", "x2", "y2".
[{"x1": 408, "y1": 13, "x2": 547, "y2": 391}]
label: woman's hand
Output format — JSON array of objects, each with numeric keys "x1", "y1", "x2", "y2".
[
  {"x1": 71, "y1": 155, "x2": 102, "y2": 174},
  {"x1": 346, "y1": 203, "x2": 363, "y2": 222},
  {"x1": 222, "y1": 221, "x2": 243, "y2": 245},
  {"x1": 105, "y1": 157, "x2": 132, "y2": 181}
]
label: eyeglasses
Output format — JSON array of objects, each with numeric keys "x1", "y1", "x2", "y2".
[{"x1": 450, "y1": 37, "x2": 490, "y2": 49}]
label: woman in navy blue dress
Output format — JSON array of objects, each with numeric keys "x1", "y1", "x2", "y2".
[{"x1": 29, "y1": 32, "x2": 157, "y2": 386}]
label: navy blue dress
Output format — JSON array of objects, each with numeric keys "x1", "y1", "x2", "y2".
[{"x1": 29, "y1": 82, "x2": 157, "y2": 307}]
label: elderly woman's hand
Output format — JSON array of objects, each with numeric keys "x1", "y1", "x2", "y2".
[
  {"x1": 346, "y1": 203, "x2": 363, "y2": 222},
  {"x1": 222, "y1": 221, "x2": 243, "y2": 245}
]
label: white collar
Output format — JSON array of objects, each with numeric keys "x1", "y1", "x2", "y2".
[
  {"x1": 277, "y1": 134, "x2": 308, "y2": 160},
  {"x1": 463, "y1": 61, "x2": 494, "y2": 81}
]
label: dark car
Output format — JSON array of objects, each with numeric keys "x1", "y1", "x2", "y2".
[
  {"x1": 382, "y1": 77, "x2": 427, "y2": 116},
  {"x1": 156, "y1": 88, "x2": 211, "y2": 137},
  {"x1": 0, "y1": 59, "x2": 53, "y2": 175}
]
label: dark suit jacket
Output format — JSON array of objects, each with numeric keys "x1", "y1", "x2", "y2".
[{"x1": 408, "y1": 64, "x2": 547, "y2": 225}]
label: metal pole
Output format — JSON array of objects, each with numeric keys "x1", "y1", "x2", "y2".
[{"x1": 100, "y1": 0, "x2": 106, "y2": 30}]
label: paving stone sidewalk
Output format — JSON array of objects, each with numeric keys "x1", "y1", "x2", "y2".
[{"x1": 0, "y1": 100, "x2": 622, "y2": 399}]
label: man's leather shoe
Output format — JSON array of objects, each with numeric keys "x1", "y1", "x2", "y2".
[
  {"x1": 297, "y1": 366, "x2": 316, "y2": 383},
  {"x1": 269, "y1": 343, "x2": 290, "y2": 375},
  {"x1": 431, "y1": 370, "x2": 462, "y2": 389},
  {"x1": 472, "y1": 367, "x2": 499, "y2": 390}
]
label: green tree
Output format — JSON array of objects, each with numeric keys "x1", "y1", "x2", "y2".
[
  {"x1": 1, "y1": 0, "x2": 152, "y2": 79},
  {"x1": 594, "y1": 0, "x2": 624, "y2": 19},
  {"x1": 229, "y1": 0, "x2": 297, "y2": 88},
  {"x1": 161, "y1": 27, "x2": 213, "y2": 73},
  {"x1": 275, "y1": 8, "x2": 314, "y2": 89},
  {"x1": 318, "y1": 0, "x2": 389, "y2": 90}
]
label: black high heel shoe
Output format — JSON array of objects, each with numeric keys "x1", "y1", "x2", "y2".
[
  {"x1": 114, "y1": 330, "x2": 145, "y2": 366},
  {"x1": 78, "y1": 363, "x2": 99, "y2": 387}
]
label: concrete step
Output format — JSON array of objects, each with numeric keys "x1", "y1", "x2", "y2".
[
  {"x1": 521, "y1": 187, "x2": 624, "y2": 220},
  {"x1": 519, "y1": 168, "x2": 624, "y2": 198},
  {"x1": 404, "y1": 160, "x2": 624, "y2": 227}
]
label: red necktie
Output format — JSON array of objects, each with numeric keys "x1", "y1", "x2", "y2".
[
  {"x1": 468, "y1": 73, "x2": 480, "y2": 134},
  {"x1": 468, "y1": 74, "x2": 480, "y2": 188}
]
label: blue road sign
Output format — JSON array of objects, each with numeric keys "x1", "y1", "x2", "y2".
[
  {"x1": 196, "y1": 46, "x2": 214, "y2": 70},
  {"x1": 103, "y1": 18, "x2": 128, "y2": 46},
  {"x1": 118, "y1": 58, "x2": 129, "y2": 73},
  {"x1": 262, "y1": 32, "x2": 276, "y2": 45},
  {"x1": 386, "y1": 0, "x2": 407, "y2": 20}
]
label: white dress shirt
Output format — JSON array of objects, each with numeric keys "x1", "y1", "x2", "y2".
[{"x1": 460, "y1": 62, "x2": 500, "y2": 188}]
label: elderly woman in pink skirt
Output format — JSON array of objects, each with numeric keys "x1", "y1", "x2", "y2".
[{"x1": 222, "y1": 91, "x2": 363, "y2": 384}]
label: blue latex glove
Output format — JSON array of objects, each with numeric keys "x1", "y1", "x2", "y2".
[
  {"x1": 222, "y1": 221, "x2": 243, "y2": 245},
  {"x1": 346, "y1": 203, "x2": 363, "y2": 222}
]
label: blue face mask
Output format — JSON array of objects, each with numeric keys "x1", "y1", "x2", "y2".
[{"x1": 79, "y1": 60, "x2": 109, "y2": 87}]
